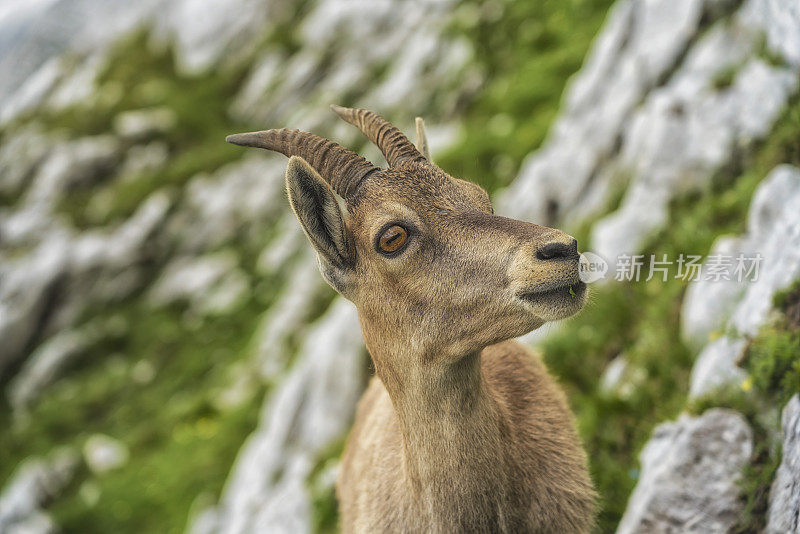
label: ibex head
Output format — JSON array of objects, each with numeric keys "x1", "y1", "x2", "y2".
[{"x1": 227, "y1": 107, "x2": 585, "y2": 361}]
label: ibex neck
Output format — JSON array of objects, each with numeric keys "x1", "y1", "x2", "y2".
[{"x1": 371, "y1": 345, "x2": 515, "y2": 529}]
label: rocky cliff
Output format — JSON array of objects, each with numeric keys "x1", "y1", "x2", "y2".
[{"x1": 0, "y1": 1, "x2": 798, "y2": 533}]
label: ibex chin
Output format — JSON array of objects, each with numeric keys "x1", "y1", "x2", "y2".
[{"x1": 227, "y1": 107, "x2": 596, "y2": 533}]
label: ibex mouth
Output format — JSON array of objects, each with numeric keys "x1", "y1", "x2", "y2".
[{"x1": 517, "y1": 280, "x2": 586, "y2": 305}]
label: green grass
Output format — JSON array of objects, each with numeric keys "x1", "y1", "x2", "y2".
[
  {"x1": 309, "y1": 437, "x2": 347, "y2": 534},
  {"x1": 0, "y1": 228, "x2": 337, "y2": 533},
  {"x1": 0, "y1": 10, "x2": 344, "y2": 530},
  {"x1": 41, "y1": 31, "x2": 262, "y2": 228},
  {"x1": 0, "y1": 295, "x2": 268, "y2": 534},
  {"x1": 0, "y1": 183, "x2": 295, "y2": 532},
  {"x1": 438, "y1": 0, "x2": 616, "y2": 192}
]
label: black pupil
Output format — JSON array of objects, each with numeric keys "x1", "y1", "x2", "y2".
[{"x1": 381, "y1": 227, "x2": 406, "y2": 251}]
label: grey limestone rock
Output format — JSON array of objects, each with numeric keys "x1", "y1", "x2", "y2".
[
  {"x1": 617, "y1": 409, "x2": 753, "y2": 534},
  {"x1": 766, "y1": 395, "x2": 800, "y2": 534}
]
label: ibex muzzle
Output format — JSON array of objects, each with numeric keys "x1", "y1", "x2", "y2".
[{"x1": 227, "y1": 107, "x2": 596, "y2": 532}]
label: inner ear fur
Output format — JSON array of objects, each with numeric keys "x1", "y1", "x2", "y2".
[{"x1": 285, "y1": 156, "x2": 353, "y2": 269}]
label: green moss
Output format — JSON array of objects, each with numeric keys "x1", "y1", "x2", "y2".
[
  {"x1": 748, "y1": 322, "x2": 800, "y2": 406},
  {"x1": 773, "y1": 279, "x2": 800, "y2": 310},
  {"x1": 711, "y1": 64, "x2": 741, "y2": 91},
  {"x1": 438, "y1": 0, "x2": 616, "y2": 192},
  {"x1": 749, "y1": 273, "x2": 800, "y2": 402},
  {"x1": 755, "y1": 33, "x2": 790, "y2": 69}
]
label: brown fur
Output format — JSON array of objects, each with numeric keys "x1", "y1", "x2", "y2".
[{"x1": 228, "y1": 109, "x2": 597, "y2": 533}]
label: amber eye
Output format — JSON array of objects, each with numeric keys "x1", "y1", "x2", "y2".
[{"x1": 378, "y1": 225, "x2": 408, "y2": 254}]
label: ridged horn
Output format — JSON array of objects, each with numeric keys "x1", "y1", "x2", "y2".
[
  {"x1": 226, "y1": 129, "x2": 379, "y2": 199},
  {"x1": 330, "y1": 105, "x2": 427, "y2": 167}
]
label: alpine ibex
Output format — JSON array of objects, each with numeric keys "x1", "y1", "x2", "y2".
[{"x1": 227, "y1": 107, "x2": 596, "y2": 533}]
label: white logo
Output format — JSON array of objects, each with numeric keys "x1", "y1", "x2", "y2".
[{"x1": 579, "y1": 252, "x2": 608, "y2": 283}]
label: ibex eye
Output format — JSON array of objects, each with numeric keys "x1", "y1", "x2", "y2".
[{"x1": 377, "y1": 225, "x2": 408, "y2": 255}]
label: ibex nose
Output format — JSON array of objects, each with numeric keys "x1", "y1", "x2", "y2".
[{"x1": 536, "y1": 239, "x2": 578, "y2": 261}]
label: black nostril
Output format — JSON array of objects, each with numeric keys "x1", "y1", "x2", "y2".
[{"x1": 537, "y1": 239, "x2": 578, "y2": 261}]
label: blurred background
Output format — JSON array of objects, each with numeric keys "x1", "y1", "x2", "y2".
[{"x1": 1, "y1": 0, "x2": 799, "y2": 533}]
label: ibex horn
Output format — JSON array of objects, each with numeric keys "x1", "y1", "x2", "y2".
[
  {"x1": 330, "y1": 105, "x2": 427, "y2": 167},
  {"x1": 415, "y1": 117, "x2": 431, "y2": 162},
  {"x1": 226, "y1": 129, "x2": 379, "y2": 200}
]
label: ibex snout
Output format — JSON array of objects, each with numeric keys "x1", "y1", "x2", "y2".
[{"x1": 507, "y1": 227, "x2": 586, "y2": 323}]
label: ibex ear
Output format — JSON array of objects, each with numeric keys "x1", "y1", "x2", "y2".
[{"x1": 285, "y1": 156, "x2": 354, "y2": 294}]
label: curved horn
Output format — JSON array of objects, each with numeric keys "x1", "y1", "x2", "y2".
[
  {"x1": 415, "y1": 117, "x2": 431, "y2": 162},
  {"x1": 226, "y1": 129, "x2": 378, "y2": 199},
  {"x1": 330, "y1": 105, "x2": 426, "y2": 167}
]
